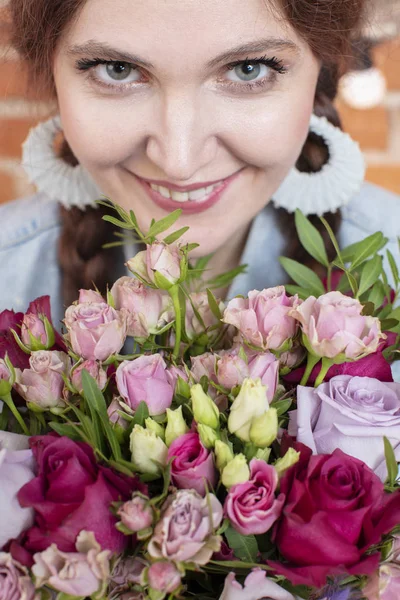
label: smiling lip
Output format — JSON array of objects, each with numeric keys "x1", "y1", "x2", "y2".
[{"x1": 135, "y1": 169, "x2": 243, "y2": 215}]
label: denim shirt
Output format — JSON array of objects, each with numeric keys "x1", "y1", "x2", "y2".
[{"x1": 1, "y1": 180, "x2": 400, "y2": 329}]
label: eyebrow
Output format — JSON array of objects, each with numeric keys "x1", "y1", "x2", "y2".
[{"x1": 67, "y1": 37, "x2": 300, "y2": 70}]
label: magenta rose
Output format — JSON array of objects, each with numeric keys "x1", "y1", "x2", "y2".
[
  {"x1": 223, "y1": 287, "x2": 300, "y2": 350},
  {"x1": 269, "y1": 449, "x2": 400, "y2": 588},
  {"x1": 168, "y1": 432, "x2": 217, "y2": 496},
  {"x1": 289, "y1": 292, "x2": 383, "y2": 360},
  {"x1": 116, "y1": 354, "x2": 174, "y2": 416},
  {"x1": 224, "y1": 459, "x2": 284, "y2": 535},
  {"x1": 17, "y1": 435, "x2": 146, "y2": 557},
  {"x1": 64, "y1": 302, "x2": 127, "y2": 361},
  {"x1": 289, "y1": 375, "x2": 400, "y2": 481}
]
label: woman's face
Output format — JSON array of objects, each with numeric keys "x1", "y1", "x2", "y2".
[{"x1": 53, "y1": 0, "x2": 320, "y2": 256}]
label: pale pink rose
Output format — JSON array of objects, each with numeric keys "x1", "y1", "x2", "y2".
[
  {"x1": 190, "y1": 352, "x2": 219, "y2": 397},
  {"x1": 111, "y1": 276, "x2": 171, "y2": 339},
  {"x1": 165, "y1": 364, "x2": 188, "y2": 393},
  {"x1": 65, "y1": 302, "x2": 128, "y2": 361},
  {"x1": 279, "y1": 342, "x2": 306, "y2": 371},
  {"x1": 0, "y1": 441, "x2": 35, "y2": 550},
  {"x1": 79, "y1": 289, "x2": 105, "y2": 303},
  {"x1": 364, "y1": 564, "x2": 400, "y2": 600},
  {"x1": 107, "y1": 398, "x2": 130, "y2": 429},
  {"x1": 71, "y1": 360, "x2": 108, "y2": 394},
  {"x1": 223, "y1": 287, "x2": 301, "y2": 350},
  {"x1": 147, "y1": 562, "x2": 181, "y2": 593},
  {"x1": 118, "y1": 494, "x2": 154, "y2": 532},
  {"x1": 32, "y1": 531, "x2": 110, "y2": 597},
  {"x1": 219, "y1": 569, "x2": 295, "y2": 600},
  {"x1": 148, "y1": 489, "x2": 223, "y2": 565},
  {"x1": 0, "y1": 359, "x2": 10, "y2": 382},
  {"x1": 21, "y1": 314, "x2": 48, "y2": 348},
  {"x1": 146, "y1": 242, "x2": 182, "y2": 287},
  {"x1": 184, "y1": 292, "x2": 224, "y2": 340},
  {"x1": 14, "y1": 350, "x2": 70, "y2": 409},
  {"x1": 224, "y1": 459, "x2": 284, "y2": 535},
  {"x1": 168, "y1": 432, "x2": 217, "y2": 496},
  {"x1": 290, "y1": 292, "x2": 384, "y2": 360},
  {"x1": 116, "y1": 354, "x2": 174, "y2": 416},
  {"x1": 290, "y1": 376, "x2": 400, "y2": 481},
  {"x1": 0, "y1": 553, "x2": 36, "y2": 600}
]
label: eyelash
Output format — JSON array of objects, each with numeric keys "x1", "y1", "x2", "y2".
[{"x1": 75, "y1": 55, "x2": 288, "y2": 93}]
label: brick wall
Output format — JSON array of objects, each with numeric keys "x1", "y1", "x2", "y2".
[{"x1": 0, "y1": 5, "x2": 399, "y2": 205}]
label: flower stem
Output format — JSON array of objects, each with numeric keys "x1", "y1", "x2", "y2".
[
  {"x1": 1, "y1": 392, "x2": 30, "y2": 435},
  {"x1": 327, "y1": 265, "x2": 332, "y2": 292},
  {"x1": 169, "y1": 285, "x2": 182, "y2": 359},
  {"x1": 300, "y1": 353, "x2": 320, "y2": 387},
  {"x1": 314, "y1": 357, "x2": 333, "y2": 387}
]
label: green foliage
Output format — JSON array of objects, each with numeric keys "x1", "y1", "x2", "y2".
[{"x1": 225, "y1": 526, "x2": 259, "y2": 562}]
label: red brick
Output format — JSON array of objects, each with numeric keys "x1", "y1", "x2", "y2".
[
  {"x1": 366, "y1": 165, "x2": 400, "y2": 196},
  {"x1": 0, "y1": 169, "x2": 15, "y2": 204},
  {"x1": 336, "y1": 100, "x2": 389, "y2": 151},
  {"x1": 0, "y1": 117, "x2": 39, "y2": 158}
]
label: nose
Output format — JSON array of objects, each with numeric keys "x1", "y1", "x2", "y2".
[{"x1": 145, "y1": 90, "x2": 218, "y2": 182}]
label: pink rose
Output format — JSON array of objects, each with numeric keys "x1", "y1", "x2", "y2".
[
  {"x1": 146, "y1": 242, "x2": 182, "y2": 287},
  {"x1": 224, "y1": 459, "x2": 284, "y2": 535},
  {"x1": 71, "y1": 360, "x2": 108, "y2": 394},
  {"x1": 148, "y1": 489, "x2": 223, "y2": 564},
  {"x1": 14, "y1": 351, "x2": 70, "y2": 409},
  {"x1": 109, "y1": 556, "x2": 146, "y2": 595},
  {"x1": 0, "y1": 359, "x2": 10, "y2": 382},
  {"x1": 219, "y1": 569, "x2": 295, "y2": 600},
  {"x1": 107, "y1": 398, "x2": 130, "y2": 429},
  {"x1": 168, "y1": 432, "x2": 217, "y2": 496},
  {"x1": 111, "y1": 276, "x2": 171, "y2": 339},
  {"x1": 289, "y1": 375, "x2": 400, "y2": 481},
  {"x1": 21, "y1": 314, "x2": 49, "y2": 349},
  {"x1": 117, "y1": 494, "x2": 154, "y2": 533},
  {"x1": 78, "y1": 289, "x2": 105, "y2": 303},
  {"x1": 147, "y1": 561, "x2": 181, "y2": 594},
  {"x1": 165, "y1": 364, "x2": 189, "y2": 394},
  {"x1": 190, "y1": 352, "x2": 219, "y2": 397},
  {"x1": 364, "y1": 563, "x2": 400, "y2": 600},
  {"x1": 21, "y1": 296, "x2": 66, "y2": 353},
  {"x1": 0, "y1": 553, "x2": 36, "y2": 600},
  {"x1": 0, "y1": 438, "x2": 35, "y2": 550},
  {"x1": 223, "y1": 287, "x2": 300, "y2": 350},
  {"x1": 17, "y1": 435, "x2": 146, "y2": 557},
  {"x1": 116, "y1": 354, "x2": 174, "y2": 416},
  {"x1": 289, "y1": 292, "x2": 384, "y2": 360},
  {"x1": 64, "y1": 302, "x2": 127, "y2": 361},
  {"x1": 32, "y1": 531, "x2": 110, "y2": 597}
]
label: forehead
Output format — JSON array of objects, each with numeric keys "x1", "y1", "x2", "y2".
[{"x1": 62, "y1": 0, "x2": 304, "y2": 67}]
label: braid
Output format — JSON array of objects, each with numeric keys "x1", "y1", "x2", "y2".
[
  {"x1": 276, "y1": 65, "x2": 343, "y2": 276},
  {"x1": 57, "y1": 141, "x2": 120, "y2": 307}
]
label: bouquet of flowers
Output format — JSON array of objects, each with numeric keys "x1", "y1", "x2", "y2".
[{"x1": 1, "y1": 202, "x2": 400, "y2": 600}]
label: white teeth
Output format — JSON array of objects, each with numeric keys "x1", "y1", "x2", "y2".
[{"x1": 149, "y1": 182, "x2": 221, "y2": 202}]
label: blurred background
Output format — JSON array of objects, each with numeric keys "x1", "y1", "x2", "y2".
[{"x1": 0, "y1": 0, "x2": 399, "y2": 206}]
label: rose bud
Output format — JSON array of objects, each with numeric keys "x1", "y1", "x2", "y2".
[
  {"x1": 14, "y1": 350, "x2": 70, "y2": 410},
  {"x1": 107, "y1": 398, "x2": 130, "y2": 430},
  {"x1": 147, "y1": 561, "x2": 182, "y2": 595},
  {"x1": 165, "y1": 406, "x2": 189, "y2": 447},
  {"x1": 0, "y1": 553, "x2": 36, "y2": 600},
  {"x1": 145, "y1": 417, "x2": 166, "y2": 441},
  {"x1": 214, "y1": 440, "x2": 234, "y2": 472},
  {"x1": 118, "y1": 493, "x2": 154, "y2": 533},
  {"x1": 64, "y1": 302, "x2": 128, "y2": 362},
  {"x1": 146, "y1": 242, "x2": 183, "y2": 289},
  {"x1": 116, "y1": 354, "x2": 174, "y2": 416},
  {"x1": 274, "y1": 448, "x2": 300, "y2": 478},
  {"x1": 78, "y1": 289, "x2": 105, "y2": 303},
  {"x1": 71, "y1": 360, "x2": 108, "y2": 394},
  {"x1": 190, "y1": 384, "x2": 220, "y2": 429},
  {"x1": 198, "y1": 424, "x2": 220, "y2": 449},
  {"x1": 110, "y1": 276, "x2": 171, "y2": 340},
  {"x1": 221, "y1": 454, "x2": 250, "y2": 489},
  {"x1": 228, "y1": 378, "x2": 269, "y2": 442},
  {"x1": 249, "y1": 408, "x2": 278, "y2": 448},
  {"x1": 0, "y1": 358, "x2": 12, "y2": 395},
  {"x1": 21, "y1": 313, "x2": 55, "y2": 351},
  {"x1": 130, "y1": 425, "x2": 168, "y2": 475}
]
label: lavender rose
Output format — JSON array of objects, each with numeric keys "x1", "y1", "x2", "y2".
[
  {"x1": 0, "y1": 439, "x2": 35, "y2": 550},
  {"x1": 289, "y1": 292, "x2": 383, "y2": 360},
  {"x1": 14, "y1": 350, "x2": 70, "y2": 409},
  {"x1": 71, "y1": 360, "x2": 108, "y2": 394},
  {"x1": 290, "y1": 375, "x2": 400, "y2": 481},
  {"x1": 148, "y1": 489, "x2": 223, "y2": 564},
  {"x1": 0, "y1": 553, "x2": 36, "y2": 600},
  {"x1": 168, "y1": 432, "x2": 217, "y2": 496},
  {"x1": 116, "y1": 354, "x2": 174, "y2": 416},
  {"x1": 64, "y1": 302, "x2": 127, "y2": 361},
  {"x1": 219, "y1": 569, "x2": 295, "y2": 600},
  {"x1": 223, "y1": 287, "x2": 301, "y2": 350},
  {"x1": 224, "y1": 459, "x2": 284, "y2": 535}
]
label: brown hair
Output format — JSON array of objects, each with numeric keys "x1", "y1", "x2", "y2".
[{"x1": 9, "y1": 0, "x2": 367, "y2": 303}]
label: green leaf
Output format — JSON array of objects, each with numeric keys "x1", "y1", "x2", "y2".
[
  {"x1": 295, "y1": 210, "x2": 329, "y2": 267},
  {"x1": 206, "y1": 288, "x2": 222, "y2": 320},
  {"x1": 387, "y1": 249, "x2": 400, "y2": 288},
  {"x1": 132, "y1": 401, "x2": 150, "y2": 427},
  {"x1": 368, "y1": 280, "x2": 386, "y2": 311},
  {"x1": 270, "y1": 397, "x2": 293, "y2": 417},
  {"x1": 384, "y1": 436, "x2": 398, "y2": 487},
  {"x1": 279, "y1": 257, "x2": 325, "y2": 297},
  {"x1": 163, "y1": 226, "x2": 190, "y2": 245},
  {"x1": 320, "y1": 216, "x2": 344, "y2": 267},
  {"x1": 102, "y1": 215, "x2": 135, "y2": 230},
  {"x1": 146, "y1": 210, "x2": 182, "y2": 239},
  {"x1": 339, "y1": 232, "x2": 386, "y2": 269},
  {"x1": 285, "y1": 285, "x2": 314, "y2": 300},
  {"x1": 206, "y1": 264, "x2": 247, "y2": 290},
  {"x1": 358, "y1": 255, "x2": 383, "y2": 297},
  {"x1": 49, "y1": 422, "x2": 82, "y2": 440},
  {"x1": 380, "y1": 319, "x2": 399, "y2": 331},
  {"x1": 225, "y1": 526, "x2": 259, "y2": 562}
]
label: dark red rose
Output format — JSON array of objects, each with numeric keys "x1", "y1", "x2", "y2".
[
  {"x1": 269, "y1": 449, "x2": 400, "y2": 588},
  {"x1": 17, "y1": 435, "x2": 146, "y2": 557},
  {"x1": 0, "y1": 309, "x2": 29, "y2": 369}
]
